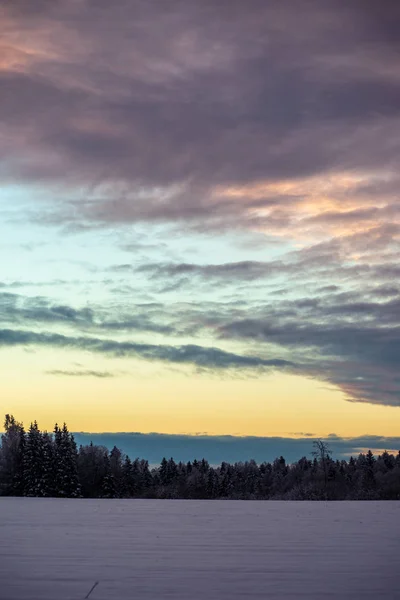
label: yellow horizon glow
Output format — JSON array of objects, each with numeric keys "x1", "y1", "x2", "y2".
[{"x1": 2, "y1": 348, "x2": 399, "y2": 438}]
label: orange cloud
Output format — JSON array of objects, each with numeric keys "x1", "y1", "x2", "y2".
[{"x1": 214, "y1": 171, "x2": 400, "y2": 243}]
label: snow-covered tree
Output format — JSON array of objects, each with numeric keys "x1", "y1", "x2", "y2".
[
  {"x1": 53, "y1": 423, "x2": 81, "y2": 497},
  {"x1": 101, "y1": 452, "x2": 117, "y2": 498},
  {"x1": 110, "y1": 445, "x2": 123, "y2": 497},
  {"x1": 23, "y1": 422, "x2": 49, "y2": 497},
  {"x1": 0, "y1": 415, "x2": 25, "y2": 496},
  {"x1": 121, "y1": 456, "x2": 135, "y2": 497}
]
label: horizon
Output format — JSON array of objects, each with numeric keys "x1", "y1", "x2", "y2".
[{"x1": 3, "y1": 414, "x2": 399, "y2": 464}]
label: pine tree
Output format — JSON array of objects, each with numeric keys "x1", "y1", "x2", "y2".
[
  {"x1": 206, "y1": 469, "x2": 217, "y2": 498},
  {"x1": 77, "y1": 442, "x2": 106, "y2": 497},
  {"x1": 362, "y1": 450, "x2": 376, "y2": 493},
  {"x1": 23, "y1": 422, "x2": 48, "y2": 497},
  {"x1": 159, "y1": 457, "x2": 168, "y2": 486},
  {"x1": 121, "y1": 456, "x2": 134, "y2": 497},
  {"x1": 131, "y1": 458, "x2": 142, "y2": 496},
  {"x1": 53, "y1": 423, "x2": 81, "y2": 497},
  {"x1": 41, "y1": 431, "x2": 55, "y2": 497},
  {"x1": 139, "y1": 459, "x2": 152, "y2": 496},
  {"x1": 62, "y1": 425, "x2": 81, "y2": 497},
  {"x1": 101, "y1": 453, "x2": 116, "y2": 498},
  {"x1": 0, "y1": 415, "x2": 25, "y2": 496},
  {"x1": 169, "y1": 457, "x2": 178, "y2": 480},
  {"x1": 53, "y1": 424, "x2": 63, "y2": 496},
  {"x1": 110, "y1": 446, "x2": 123, "y2": 497}
]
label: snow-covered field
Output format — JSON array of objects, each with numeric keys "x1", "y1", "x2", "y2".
[{"x1": 1, "y1": 499, "x2": 399, "y2": 599}]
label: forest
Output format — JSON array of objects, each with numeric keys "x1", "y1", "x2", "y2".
[{"x1": 1, "y1": 415, "x2": 399, "y2": 500}]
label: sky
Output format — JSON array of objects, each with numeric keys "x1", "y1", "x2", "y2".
[{"x1": 1, "y1": 0, "x2": 400, "y2": 461}]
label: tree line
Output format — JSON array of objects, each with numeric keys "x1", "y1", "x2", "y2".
[{"x1": 1, "y1": 415, "x2": 399, "y2": 500}]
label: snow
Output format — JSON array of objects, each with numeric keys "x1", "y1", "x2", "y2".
[{"x1": 1, "y1": 498, "x2": 399, "y2": 599}]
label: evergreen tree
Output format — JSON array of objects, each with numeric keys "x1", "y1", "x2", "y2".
[
  {"x1": 101, "y1": 452, "x2": 117, "y2": 498},
  {"x1": 159, "y1": 457, "x2": 169, "y2": 486},
  {"x1": 361, "y1": 449, "x2": 377, "y2": 495},
  {"x1": 53, "y1": 423, "x2": 63, "y2": 495},
  {"x1": 218, "y1": 462, "x2": 233, "y2": 498},
  {"x1": 23, "y1": 422, "x2": 48, "y2": 497},
  {"x1": 78, "y1": 442, "x2": 107, "y2": 497},
  {"x1": 139, "y1": 459, "x2": 152, "y2": 496},
  {"x1": 110, "y1": 446, "x2": 123, "y2": 497},
  {"x1": 0, "y1": 415, "x2": 25, "y2": 496},
  {"x1": 131, "y1": 458, "x2": 142, "y2": 496},
  {"x1": 206, "y1": 469, "x2": 217, "y2": 498},
  {"x1": 53, "y1": 423, "x2": 81, "y2": 497},
  {"x1": 121, "y1": 456, "x2": 134, "y2": 497},
  {"x1": 41, "y1": 431, "x2": 55, "y2": 497}
]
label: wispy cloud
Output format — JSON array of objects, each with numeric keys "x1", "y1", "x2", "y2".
[
  {"x1": 46, "y1": 369, "x2": 115, "y2": 378},
  {"x1": 0, "y1": 328, "x2": 292, "y2": 371}
]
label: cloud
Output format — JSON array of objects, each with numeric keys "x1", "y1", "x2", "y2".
[
  {"x1": 137, "y1": 260, "x2": 288, "y2": 282},
  {"x1": 0, "y1": 328, "x2": 292, "y2": 371},
  {"x1": 0, "y1": 292, "x2": 184, "y2": 336},
  {"x1": 2, "y1": 2, "x2": 400, "y2": 253},
  {"x1": 72, "y1": 431, "x2": 400, "y2": 465},
  {"x1": 219, "y1": 319, "x2": 400, "y2": 406},
  {"x1": 0, "y1": 292, "x2": 95, "y2": 327},
  {"x1": 1, "y1": 272, "x2": 399, "y2": 406},
  {"x1": 1, "y1": 1, "x2": 400, "y2": 234},
  {"x1": 45, "y1": 369, "x2": 115, "y2": 378}
]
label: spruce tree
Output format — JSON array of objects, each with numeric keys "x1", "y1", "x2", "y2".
[
  {"x1": 159, "y1": 457, "x2": 168, "y2": 486},
  {"x1": 131, "y1": 458, "x2": 142, "y2": 496},
  {"x1": 41, "y1": 431, "x2": 55, "y2": 497},
  {"x1": 121, "y1": 456, "x2": 134, "y2": 497},
  {"x1": 139, "y1": 459, "x2": 152, "y2": 496},
  {"x1": 206, "y1": 469, "x2": 217, "y2": 499},
  {"x1": 0, "y1": 415, "x2": 26, "y2": 496},
  {"x1": 110, "y1": 446, "x2": 123, "y2": 497},
  {"x1": 53, "y1": 424, "x2": 64, "y2": 496},
  {"x1": 53, "y1": 423, "x2": 81, "y2": 497},
  {"x1": 23, "y1": 422, "x2": 47, "y2": 497},
  {"x1": 62, "y1": 424, "x2": 81, "y2": 497},
  {"x1": 362, "y1": 449, "x2": 376, "y2": 493},
  {"x1": 101, "y1": 453, "x2": 117, "y2": 498},
  {"x1": 77, "y1": 442, "x2": 106, "y2": 497}
]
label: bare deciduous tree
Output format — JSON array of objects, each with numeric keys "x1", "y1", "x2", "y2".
[{"x1": 312, "y1": 440, "x2": 331, "y2": 494}]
